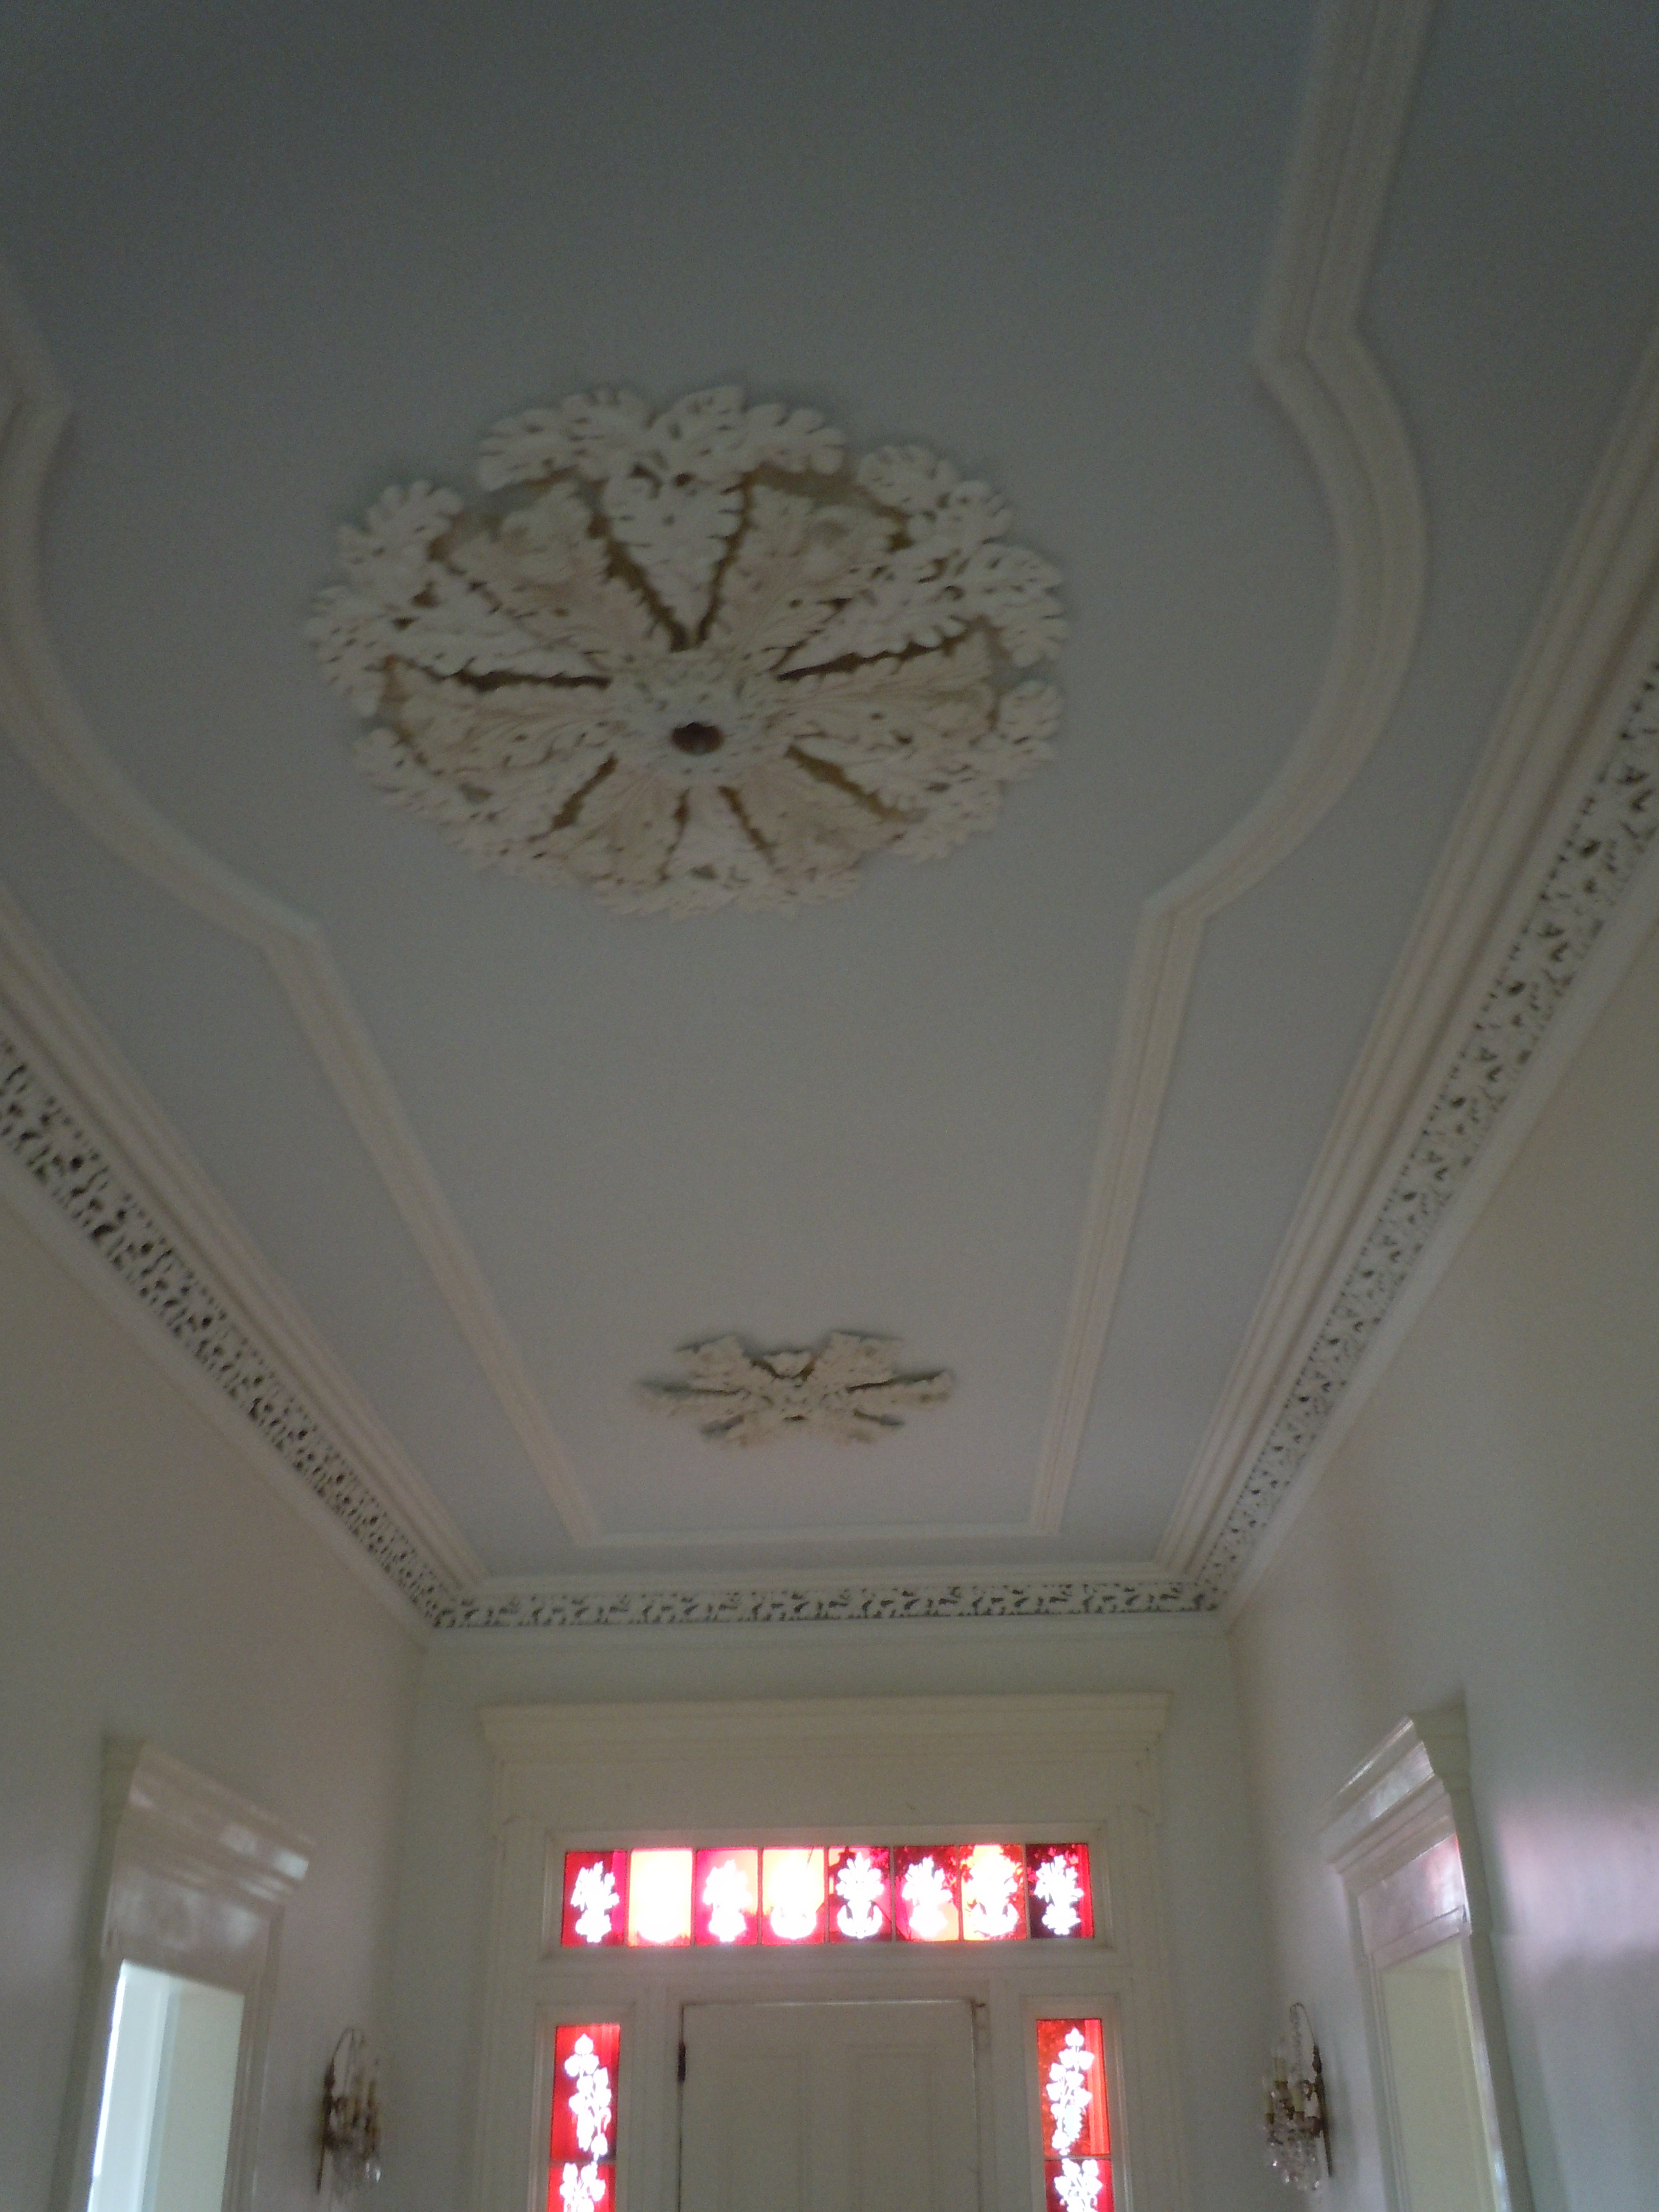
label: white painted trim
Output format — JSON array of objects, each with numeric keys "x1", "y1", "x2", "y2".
[
  {"x1": 51, "y1": 1741, "x2": 311, "y2": 2212},
  {"x1": 0, "y1": 1137, "x2": 431, "y2": 1644},
  {"x1": 1318, "y1": 1708, "x2": 1535, "y2": 2212},
  {"x1": 1220, "y1": 857, "x2": 1659, "y2": 1625},
  {"x1": 439, "y1": 1565, "x2": 1203, "y2": 1631},
  {"x1": 0, "y1": 266, "x2": 598, "y2": 1544},
  {"x1": 1167, "y1": 309, "x2": 1659, "y2": 1598},
  {"x1": 1030, "y1": 0, "x2": 1432, "y2": 1531},
  {"x1": 0, "y1": 880, "x2": 481, "y2": 1592},
  {"x1": 472, "y1": 1695, "x2": 1189, "y2": 2212}
]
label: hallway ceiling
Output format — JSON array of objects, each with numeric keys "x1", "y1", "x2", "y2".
[{"x1": 2, "y1": 0, "x2": 1656, "y2": 1594}]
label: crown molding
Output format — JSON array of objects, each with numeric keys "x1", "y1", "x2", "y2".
[
  {"x1": 0, "y1": 879, "x2": 482, "y2": 1594},
  {"x1": 1157, "y1": 307, "x2": 1659, "y2": 1608},
  {"x1": 1030, "y1": 0, "x2": 1431, "y2": 1529},
  {"x1": 0, "y1": 267, "x2": 599, "y2": 1545},
  {"x1": 437, "y1": 1566, "x2": 1205, "y2": 1632}
]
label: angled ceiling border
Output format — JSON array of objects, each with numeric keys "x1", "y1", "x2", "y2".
[
  {"x1": 0, "y1": 901, "x2": 1211, "y2": 1624},
  {"x1": 0, "y1": 260, "x2": 600, "y2": 1544},
  {"x1": 1030, "y1": 0, "x2": 1432, "y2": 1529},
  {"x1": 1160, "y1": 312, "x2": 1659, "y2": 1609},
  {"x1": 0, "y1": 878, "x2": 483, "y2": 1595}
]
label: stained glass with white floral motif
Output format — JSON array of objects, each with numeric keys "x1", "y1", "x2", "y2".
[
  {"x1": 549, "y1": 2023, "x2": 619, "y2": 2212},
  {"x1": 1037, "y1": 2017, "x2": 1111, "y2": 2212},
  {"x1": 824, "y1": 1847, "x2": 893, "y2": 1942},
  {"x1": 1026, "y1": 1844, "x2": 1094, "y2": 1940}
]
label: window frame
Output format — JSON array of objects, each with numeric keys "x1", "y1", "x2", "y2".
[{"x1": 472, "y1": 1694, "x2": 1188, "y2": 2212}]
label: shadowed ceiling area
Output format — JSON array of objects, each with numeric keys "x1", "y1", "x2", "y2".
[{"x1": 1, "y1": 0, "x2": 1656, "y2": 1608}]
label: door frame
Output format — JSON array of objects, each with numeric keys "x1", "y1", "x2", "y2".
[{"x1": 471, "y1": 1693, "x2": 1186, "y2": 2212}]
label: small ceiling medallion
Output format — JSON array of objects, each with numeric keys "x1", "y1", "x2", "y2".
[
  {"x1": 309, "y1": 387, "x2": 1065, "y2": 916},
  {"x1": 636, "y1": 1333, "x2": 953, "y2": 1444}
]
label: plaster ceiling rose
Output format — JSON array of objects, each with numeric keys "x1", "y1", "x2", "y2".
[
  {"x1": 636, "y1": 1333, "x2": 953, "y2": 1444},
  {"x1": 309, "y1": 387, "x2": 1065, "y2": 916}
]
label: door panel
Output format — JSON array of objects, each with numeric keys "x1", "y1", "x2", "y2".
[{"x1": 679, "y1": 2000, "x2": 980, "y2": 2212}]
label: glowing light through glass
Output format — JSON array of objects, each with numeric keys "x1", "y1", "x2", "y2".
[
  {"x1": 549, "y1": 2023, "x2": 619, "y2": 2212},
  {"x1": 1037, "y1": 2017, "x2": 1111, "y2": 2212},
  {"x1": 561, "y1": 1841, "x2": 1091, "y2": 1946},
  {"x1": 624, "y1": 1850, "x2": 693, "y2": 1947}
]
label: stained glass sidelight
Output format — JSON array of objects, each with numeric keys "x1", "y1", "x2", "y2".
[
  {"x1": 960, "y1": 1842, "x2": 1029, "y2": 1941},
  {"x1": 760, "y1": 1848, "x2": 827, "y2": 1943},
  {"x1": 561, "y1": 1852, "x2": 629, "y2": 1948},
  {"x1": 1026, "y1": 1844, "x2": 1095, "y2": 1940},
  {"x1": 549, "y1": 2023, "x2": 620, "y2": 2212},
  {"x1": 894, "y1": 1845, "x2": 962, "y2": 1942},
  {"x1": 1037, "y1": 2017, "x2": 1111, "y2": 2212},
  {"x1": 825, "y1": 1846, "x2": 894, "y2": 1942},
  {"x1": 625, "y1": 1849, "x2": 693, "y2": 1947},
  {"x1": 693, "y1": 1848, "x2": 759, "y2": 1945}
]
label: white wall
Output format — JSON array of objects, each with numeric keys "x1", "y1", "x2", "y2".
[
  {"x1": 385, "y1": 1615, "x2": 1281, "y2": 2212},
  {"x1": 0, "y1": 1188, "x2": 423, "y2": 2212},
  {"x1": 1230, "y1": 919, "x2": 1659, "y2": 2212}
]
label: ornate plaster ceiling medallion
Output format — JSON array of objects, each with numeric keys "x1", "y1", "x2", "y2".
[
  {"x1": 308, "y1": 388, "x2": 1065, "y2": 915},
  {"x1": 636, "y1": 1333, "x2": 953, "y2": 1444}
]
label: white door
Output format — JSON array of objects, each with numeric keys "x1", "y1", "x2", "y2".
[{"x1": 679, "y1": 1999, "x2": 981, "y2": 2212}]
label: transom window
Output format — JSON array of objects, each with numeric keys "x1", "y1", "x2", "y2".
[{"x1": 561, "y1": 1841, "x2": 1094, "y2": 1948}]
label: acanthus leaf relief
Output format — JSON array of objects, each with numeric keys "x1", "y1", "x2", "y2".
[
  {"x1": 309, "y1": 387, "x2": 1065, "y2": 918},
  {"x1": 635, "y1": 1333, "x2": 952, "y2": 1446}
]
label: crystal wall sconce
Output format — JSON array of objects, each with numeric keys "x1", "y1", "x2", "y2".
[
  {"x1": 1263, "y1": 2003, "x2": 1331, "y2": 2190},
  {"x1": 317, "y1": 2028, "x2": 382, "y2": 2198}
]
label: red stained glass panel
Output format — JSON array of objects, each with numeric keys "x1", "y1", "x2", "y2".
[
  {"x1": 1044, "y1": 2157, "x2": 1114, "y2": 2212},
  {"x1": 625, "y1": 1848, "x2": 693, "y2": 1946},
  {"x1": 760, "y1": 1848, "x2": 827, "y2": 1943},
  {"x1": 1036, "y1": 2018, "x2": 1109, "y2": 2157},
  {"x1": 561, "y1": 1852, "x2": 628, "y2": 1948},
  {"x1": 894, "y1": 1846, "x2": 961, "y2": 1942},
  {"x1": 825, "y1": 1846, "x2": 893, "y2": 1942},
  {"x1": 1026, "y1": 1843, "x2": 1094, "y2": 1940},
  {"x1": 960, "y1": 1842, "x2": 1028, "y2": 1940},
  {"x1": 549, "y1": 2021, "x2": 619, "y2": 2212},
  {"x1": 693, "y1": 1848, "x2": 759, "y2": 1945}
]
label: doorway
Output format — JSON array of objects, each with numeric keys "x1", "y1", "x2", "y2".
[{"x1": 678, "y1": 1999, "x2": 981, "y2": 2212}]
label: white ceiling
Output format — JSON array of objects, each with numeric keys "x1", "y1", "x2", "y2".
[{"x1": 2, "y1": 0, "x2": 1656, "y2": 1584}]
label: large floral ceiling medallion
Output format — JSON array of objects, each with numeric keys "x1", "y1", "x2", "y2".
[
  {"x1": 636, "y1": 1334, "x2": 953, "y2": 1445},
  {"x1": 309, "y1": 388, "x2": 1065, "y2": 916}
]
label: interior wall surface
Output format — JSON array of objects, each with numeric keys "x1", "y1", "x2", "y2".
[
  {"x1": 0, "y1": 1190, "x2": 423, "y2": 2212},
  {"x1": 386, "y1": 1616, "x2": 1278, "y2": 2212},
  {"x1": 1229, "y1": 918, "x2": 1659, "y2": 2212}
]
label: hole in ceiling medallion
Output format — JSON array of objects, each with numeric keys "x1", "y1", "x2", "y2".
[{"x1": 670, "y1": 721, "x2": 725, "y2": 756}]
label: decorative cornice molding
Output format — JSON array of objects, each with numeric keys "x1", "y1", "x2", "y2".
[
  {"x1": 0, "y1": 881, "x2": 482, "y2": 1594},
  {"x1": 1194, "y1": 652, "x2": 1659, "y2": 1606},
  {"x1": 0, "y1": 266, "x2": 599, "y2": 1545},
  {"x1": 1163, "y1": 306, "x2": 1659, "y2": 1607},
  {"x1": 436, "y1": 1570, "x2": 1205, "y2": 1632},
  {"x1": 0, "y1": 1017, "x2": 461, "y2": 1623},
  {"x1": 1030, "y1": 0, "x2": 1432, "y2": 1529}
]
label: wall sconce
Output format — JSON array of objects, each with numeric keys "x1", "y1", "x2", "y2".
[
  {"x1": 1263, "y1": 2002, "x2": 1331, "y2": 2191},
  {"x1": 317, "y1": 2028, "x2": 382, "y2": 2198}
]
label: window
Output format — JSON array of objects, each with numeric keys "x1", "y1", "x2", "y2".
[
  {"x1": 1037, "y1": 2018, "x2": 1112, "y2": 2212},
  {"x1": 1320, "y1": 1707, "x2": 1536, "y2": 2212},
  {"x1": 550, "y1": 2024, "x2": 620, "y2": 2212},
  {"x1": 478, "y1": 1694, "x2": 1185, "y2": 2212},
  {"x1": 561, "y1": 1841, "x2": 1094, "y2": 1948}
]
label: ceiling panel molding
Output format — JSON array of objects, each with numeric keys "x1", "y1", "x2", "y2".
[
  {"x1": 1030, "y1": 0, "x2": 1432, "y2": 1530},
  {"x1": 0, "y1": 879, "x2": 483, "y2": 1593},
  {"x1": 1159, "y1": 315, "x2": 1659, "y2": 1605},
  {"x1": 0, "y1": 912, "x2": 1209, "y2": 1624},
  {"x1": 0, "y1": 265, "x2": 600, "y2": 1544}
]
